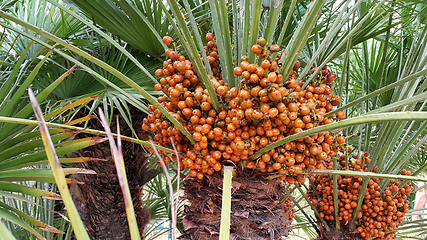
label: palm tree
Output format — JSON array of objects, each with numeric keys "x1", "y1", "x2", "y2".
[{"x1": 0, "y1": 0, "x2": 427, "y2": 240}]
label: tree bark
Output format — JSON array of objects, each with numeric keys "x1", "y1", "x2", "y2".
[
  {"x1": 70, "y1": 109, "x2": 158, "y2": 239},
  {"x1": 179, "y1": 170, "x2": 293, "y2": 240}
]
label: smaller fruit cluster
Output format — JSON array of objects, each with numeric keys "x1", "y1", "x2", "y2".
[
  {"x1": 307, "y1": 152, "x2": 413, "y2": 240},
  {"x1": 284, "y1": 191, "x2": 296, "y2": 224}
]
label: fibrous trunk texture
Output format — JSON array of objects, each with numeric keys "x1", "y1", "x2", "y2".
[
  {"x1": 179, "y1": 170, "x2": 291, "y2": 240},
  {"x1": 316, "y1": 224, "x2": 365, "y2": 240},
  {"x1": 71, "y1": 109, "x2": 158, "y2": 240}
]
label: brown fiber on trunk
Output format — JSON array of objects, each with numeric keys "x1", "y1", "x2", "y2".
[
  {"x1": 179, "y1": 169, "x2": 291, "y2": 240},
  {"x1": 315, "y1": 224, "x2": 365, "y2": 240},
  {"x1": 70, "y1": 108, "x2": 158, "y2": 240}
]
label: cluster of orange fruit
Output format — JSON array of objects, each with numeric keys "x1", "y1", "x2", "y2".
[
  {"x1": 284, "y1": 192, "x2": 296, "y2": 224},
  {"x1": 142, "y1": 33, "x2": 346, "y2": 183},
  {"x1": 307, "y1": 152, "x2": 413, "y2": 239}
]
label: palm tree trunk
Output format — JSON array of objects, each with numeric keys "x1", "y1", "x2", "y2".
[
  {"x1": 179, "y1": 169, "x2": 293, "y2": 240},
  {"x1": 70, "y1": 109, "x2": 158, "y2": 239}
]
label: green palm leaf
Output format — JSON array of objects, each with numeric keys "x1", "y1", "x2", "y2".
[{"x1": 66, "y1": 0, "x2": 168, "y2": 58}]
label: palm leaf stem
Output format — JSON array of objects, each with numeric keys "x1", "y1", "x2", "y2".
[
  {"x1": 386, "y1": 122, "x2": 427, "y2": 180},
  {"x1": 150, "y1": 141, "x2": 177, "y2": 240},
  {"x1": 302, "y1": 170, "x2": 427, "y2": 183},
  {"x1": 383, "y1": 100, "x2": 427, "y2": 172},
  {"x1": 369, "y1": 86, "x2": 427, "y2": 114},
  {"x1": 169, "y1": 138, "x2": 180, "y2": 227},
  {"x1": 164, "y1": 0, "x2": 220, "y2": 112},
  {"x1": 325, "y1": 67, "x2": 427, "y2": 117},
  {"x1": 333, "y1": 156, "x2": 339, "y2": 229},
  {"x1": 373, "y1": 120, "x2": 402, "y2": 171},
  {"x1": 370, "y1": 12, "x2": 393, "y2": 154},
  {"x1": 207, "y1": 0, "x2": 230, "y2": 87},
  {"x1": 249, "y1": 112, "x2": 427, "y2": 161},
  {"x1": 284, "y1": 186, "x2": 322, "y2": 232},
  {"x1": 219, "y1": 166, "x2": 233, "y2": 240},
  {"x1": 360, "y1": 38, "x2": 369, "y2": 157},
  {"x1": 271, "y1": 0, "x2": 297, "y2": 61},
  {"x1": 181, "y1": 0, "x2": 214, "y2": 78},
  {"x1": 400, "y1": 143, "x2": 427, "y2": 187},
  {"x1": 263, "y1": 0, "x2": 283, "y2": 54},
  {"x1": 232, "y1": 0, "x2": 240, "y2": 71},
  {"x1": 247, "y1": 0, "x2": 262, "y2": 63},
  {"x1": 295, "y1": 183, "x2": 329, "y2": 229},
  {"x1": 279, "y1": 0, "x2": 326, "y2": 79},
  {"x1": 298, "y1": 0, "x2": 356, "y2": 84},
  {"x1": 242, "y1": 0, "x2": 250, "y2": 56},
  {"x1": 28, "y1": 88, "x2": 89, "y2": 239},
  {"x1": 99, "y1": 112, "x2": 140, "y2": 240},
  {"x1": 217, "y1": 0, "x2": 234, "y2": 85}
]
